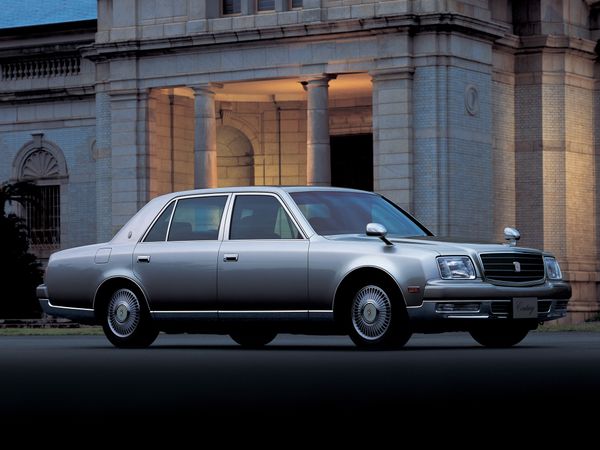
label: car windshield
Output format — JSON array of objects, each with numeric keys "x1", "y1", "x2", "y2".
[{"x1": 290, "y1": 191, "x2": 430, "y2": 237}]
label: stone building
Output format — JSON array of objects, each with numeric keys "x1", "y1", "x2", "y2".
[{"x1": 1, "y1": 0, "x2": 599, "y2": 321}]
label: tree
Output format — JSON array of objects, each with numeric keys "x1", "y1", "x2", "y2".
[{"x1": 0, "y1": 181, "x2": 43, "y2": 318}]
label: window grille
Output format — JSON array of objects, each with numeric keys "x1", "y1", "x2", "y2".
[
  {"x1": 26, "y1": 185, "x2": 60, "y2": 247},
  {"x1": 258, "y1": 0, "x2": 275, "y2": 11},
  {"x1": 223, "y1": 0, "x2": 241, "y2": 15}
]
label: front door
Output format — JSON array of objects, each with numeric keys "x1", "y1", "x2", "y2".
[
  {"x1": 133, "y1": 194, "x2": 229, "y2": 311},
  {"x1": 218, "y1": 193, "x2": 309, "y2": 317}
]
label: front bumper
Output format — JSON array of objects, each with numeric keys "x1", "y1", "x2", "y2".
[
  {"x1": 408, "y1": 279, "x2": 571, "y2": 323},
  {"x1": 37, "y1": 284, "x2": 96, "y2": 324}
]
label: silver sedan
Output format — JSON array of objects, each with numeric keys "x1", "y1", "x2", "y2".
[{"x1": 37, "y1": 187, "x2": 571, "y2": 348}]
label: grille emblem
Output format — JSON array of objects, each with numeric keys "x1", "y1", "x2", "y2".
[{"x1": 513, "y1": 261, "x2": 521, "y2": 273}]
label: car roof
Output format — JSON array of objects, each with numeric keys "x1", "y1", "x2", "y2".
[{"x1": 155, "y1": 185, "x2": 373, "y2": 202}]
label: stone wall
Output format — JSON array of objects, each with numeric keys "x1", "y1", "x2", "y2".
[{"x1": 0, "y1": 100, "x2": 97, "y2": 251}]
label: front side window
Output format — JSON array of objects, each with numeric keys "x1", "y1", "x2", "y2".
[
  {"x1": 257, "y1": 0, "x2": 275, "y2": 11},
  {"x1": 291, "y1": 191, "x2": 430, "y2": 237},
  {"x1": 230, "y1": 195, "x2": 301, "y2": 240},
  {"x1": 168, "y1": 196, "x2": 227, "y2": 241},
  {"x1": 223, "y1": 0, "x2": 241, "y2": 15},
  {"x1": 26, "y1": 185, "x2": 60, "y2": 246}
]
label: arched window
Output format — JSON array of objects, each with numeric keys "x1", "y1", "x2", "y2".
[{"x1": 12, "y1": 133, "x2": 68, "y2": 250}]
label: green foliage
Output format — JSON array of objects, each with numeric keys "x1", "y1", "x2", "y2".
[{"x1": 0, "y1": 181, "x2": 43, "y2": 318}]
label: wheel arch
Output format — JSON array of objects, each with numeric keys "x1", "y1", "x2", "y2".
[
  {"x1": 332, "y1": 266, "x2": 406, "y2": 327},
  {"x1": 93, "y1": 276, "x2": 151, "y2": 320}
]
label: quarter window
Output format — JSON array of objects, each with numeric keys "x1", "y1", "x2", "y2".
[
  {"x1": 168, "y1": 196, "x2": 227, "y2": 241},
  {"x1": 230, "y1": 195, "x2": 301, "y2": 240},
  {"x1": 144, "y1": 202, "x2": 175, "y2": 242},
  {"x1": 223, "y1": 0, "x2": 241, "y2": 15}
]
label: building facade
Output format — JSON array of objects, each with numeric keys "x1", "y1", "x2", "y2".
[{"x1": 1, "y1": 0, "x2": 599, "y2": 321}]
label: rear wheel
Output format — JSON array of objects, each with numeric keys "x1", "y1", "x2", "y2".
[
  {"x1": 347, "y1": 281, "x2": 411, "y2": 349},
  {"x1": 470, "y1": 325, "x2": 530, "y2": 348},
  {"x1": 102, "y1": 287, "x2": 159, "y2": 348},
  {"x1": 230, "y1": 331, "x2": 277, "y2": 348}
]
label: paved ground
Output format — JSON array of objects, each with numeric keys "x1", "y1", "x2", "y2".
[{"x1": 1, "y1": 332, "x2": 599, "y2": 430}]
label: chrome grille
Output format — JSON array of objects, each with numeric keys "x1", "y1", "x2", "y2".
[{"x1": 480, "y1": 253, "x2": 545, "y2": 283}]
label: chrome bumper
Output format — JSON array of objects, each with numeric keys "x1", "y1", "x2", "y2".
[
  {"x1": 408, "y1": 298, "x2": 569, "y2": 322},
  {"x1": 408, "y1": 279, "x2": 571, "y2": 322}
]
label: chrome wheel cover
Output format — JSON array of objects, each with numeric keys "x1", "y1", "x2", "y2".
[
  {"x1": 108, "y1": 288, "x2": 141, "y2": 338},
  {"x1": 351, "y1": 285, "x2": 392, "y2": 341}
]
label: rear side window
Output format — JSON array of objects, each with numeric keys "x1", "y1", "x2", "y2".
[
  {"x1": 168, "y1": 196, "x2": 227, "y2": 241},
  {"x1": 144, "y1": 202, "x2": 175, "y2": 242}
]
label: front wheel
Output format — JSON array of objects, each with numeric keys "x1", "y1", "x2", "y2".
[
  {"x1": 102, "y1": 287, "x2": 159, "y2": 348},
  {"x1": 347, "y1": 282, "x2": 411, "y2": 349},
  {"x1": 470, "y1": 325, "x2": 530, "y2": 348}
]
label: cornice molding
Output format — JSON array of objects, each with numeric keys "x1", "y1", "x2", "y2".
[{"x1": 82, "y1": 13, "x2": 509, "y2": 62}]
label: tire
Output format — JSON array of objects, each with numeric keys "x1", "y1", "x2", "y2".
[
  {"x1": 102, "y1": 287, "x2": 159, "y2": 348},
  {"x1": 347, "y1": 280, "x2": 411, "y2": 349},
  {"x1": 470, "y1": 325, "x2": 530, "y2": 348},
  {"x1": 230, "y1": 331, "x2": 277, "y2": 348}
]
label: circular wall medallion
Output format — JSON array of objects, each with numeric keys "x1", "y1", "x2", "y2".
[{"x1": 465, "y1": 84, "x2": 479, "y2": 116}]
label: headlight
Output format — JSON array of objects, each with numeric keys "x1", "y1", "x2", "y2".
[
  {"x1": 437, "y1": 256, "x2": 476, "y2": 280},
  {"x1": 544, "y1": 256, "x2": 562, "y2": 280}
]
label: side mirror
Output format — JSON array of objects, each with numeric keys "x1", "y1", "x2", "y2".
[
  {"x1": 366, "y1": 223, "x2": 393, "y2": 246},
  {"x1": 503, "y1": 227, "x2": 521, "y2": 247}
]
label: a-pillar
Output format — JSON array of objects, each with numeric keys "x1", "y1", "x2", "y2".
[
  {"x1": 192, "y1": 84, "x2": 219, "y2": 189},
  {"x1": 302, "y1": 75, "x2": 335, "y2": 186},
  {"x1": 371, "y1": 68, "x2": 414, "y2": 212}
]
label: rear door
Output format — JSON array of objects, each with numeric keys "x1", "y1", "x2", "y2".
[{"x1": 133, "y1": 194, "x2": 229, "y2": 311}]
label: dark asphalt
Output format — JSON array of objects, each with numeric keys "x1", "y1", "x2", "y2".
[{"x1": 1, "y1": 332, "x2": 599, "y2": 429}]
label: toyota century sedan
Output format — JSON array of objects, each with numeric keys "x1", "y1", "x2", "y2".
[{"x1": 37, "y1": 186, "x2": 571, "y2": 349}]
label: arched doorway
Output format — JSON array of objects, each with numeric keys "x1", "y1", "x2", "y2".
[{"x1": 217, "y1": 125, "x2": 254, "y2": 187}]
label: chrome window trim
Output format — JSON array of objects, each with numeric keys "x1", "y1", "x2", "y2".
[
  {"x1": 224, "y1": 192, "x2": 308, "y2": 241},
  {"x1": 140, "y1": 193, "x2": 232, "y2": 243}
]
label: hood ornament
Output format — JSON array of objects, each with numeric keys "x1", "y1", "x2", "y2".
[{"x1": 503, "y1": 227, "x2": 520, "y2": 247}]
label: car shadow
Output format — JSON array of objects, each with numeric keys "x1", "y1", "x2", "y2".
[{"x1": 84, "y1": 343, "x2": 551, "y2": 351}]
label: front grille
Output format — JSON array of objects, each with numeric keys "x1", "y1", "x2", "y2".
[{"x1": 480, "y1": 252, "x2": 545, "y2": 283}]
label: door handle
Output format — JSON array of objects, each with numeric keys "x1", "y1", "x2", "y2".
[
  {"x1": 223, "y1": 254, "x2": 239, "y2": 262},
  {"x1": 137, "y1": 255, "x2": 151, "y2": 263}
]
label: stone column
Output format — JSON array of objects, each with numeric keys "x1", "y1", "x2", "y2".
[
  {"x1": 192, "y1": 85, "x2": 219, "y2": 189},
  {"x1": 371, "y1": 68, "x2": 414, "y2": 212},
  {"x1": 95, "y1": 86, "x2": 112, "y2": 243},
  {"x1": 302, "y1": 75, "x2": 334, "y2": 186},
  {"x1": 109, "y1": 89, "x2": 149, "y2": 236}
]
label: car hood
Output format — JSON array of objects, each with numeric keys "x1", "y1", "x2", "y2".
[
  {"x1": 398, "y1": 236, "x2": 543, "y2": 255},
  {"x1": 323, "y1": 234, "x2": 544, "y2": 256}
]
